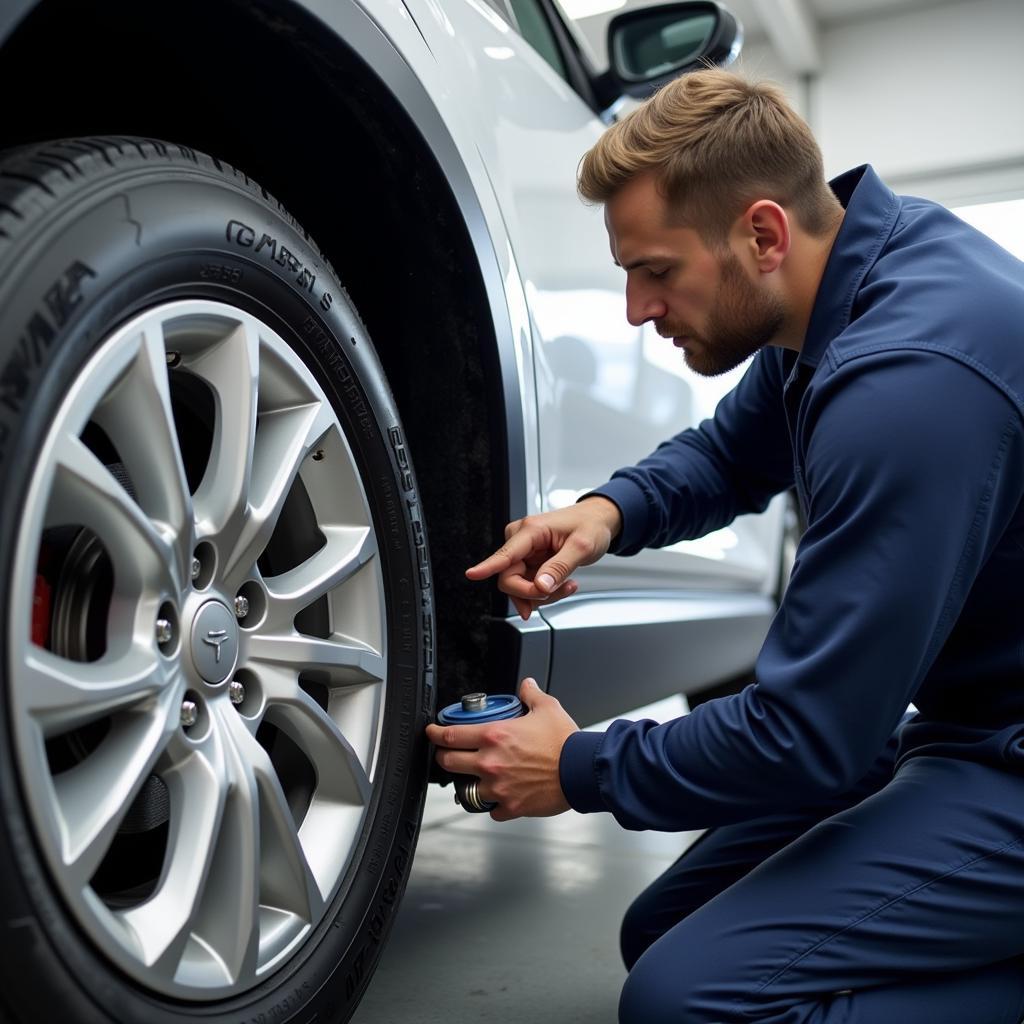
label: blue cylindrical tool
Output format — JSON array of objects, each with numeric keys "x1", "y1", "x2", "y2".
[{"x1": 436, "y1": 692, "x2": 525, "y2": 812}]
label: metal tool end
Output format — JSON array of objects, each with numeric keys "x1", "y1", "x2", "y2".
[
  {"x1": 461, "y1": 692, "x2": 488, "y2": 712},
  {"x1": 455, "y1": 777, "x2": 496, "y2": 813}
]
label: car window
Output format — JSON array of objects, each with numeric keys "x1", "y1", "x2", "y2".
[{"x1": 510, "y1": 0, "x2": 570, "y2": 83}]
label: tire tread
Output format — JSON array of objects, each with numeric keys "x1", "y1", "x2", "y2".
[
  {"x1": 0, "y1": 136, "x2": 340, "y2": 285},
  {"x1": 0, "y1": 169, "x2": 56, "y2": 196}
]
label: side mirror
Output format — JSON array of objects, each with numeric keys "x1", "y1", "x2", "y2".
[{"x1": 607, "y1": 1, "x2": 742, "y2": 99}]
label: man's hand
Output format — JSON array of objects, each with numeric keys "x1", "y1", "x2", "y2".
[
  {"x1": 466, "y1": 496, "x2": 622, "y2": 619},
  {"x1": 425, "y1": 678, "x2": 579, "y2": 821}
]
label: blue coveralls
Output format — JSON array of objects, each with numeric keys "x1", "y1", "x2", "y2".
[{"x1": 558, "y1": 165, "x2": 1024, "y2": 1023}]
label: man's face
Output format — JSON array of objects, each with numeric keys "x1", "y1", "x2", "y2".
[{"x1": 605, "y1": 172, "x2": 786, "y2": 377}]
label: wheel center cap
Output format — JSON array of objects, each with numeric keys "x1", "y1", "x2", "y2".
[{"x1": 190, "y1": 600, "x2": 239, "y2": 684}]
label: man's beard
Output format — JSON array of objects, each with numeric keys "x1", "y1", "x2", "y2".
[{"x1": 663, "y1": 253, "x2": 786, "y2": 377}]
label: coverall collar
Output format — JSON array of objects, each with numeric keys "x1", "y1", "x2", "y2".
[{"x1": 799, "y1": 165, "x2": 900, "y2": 368}]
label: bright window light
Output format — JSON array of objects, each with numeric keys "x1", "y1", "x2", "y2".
[{"x1": 953, "y1": 198, "x2": 1024, "y2": 261}]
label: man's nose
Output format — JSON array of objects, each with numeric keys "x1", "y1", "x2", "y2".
[{"x1": 625, "y1": 281, "x2": 667, "y2": 327}]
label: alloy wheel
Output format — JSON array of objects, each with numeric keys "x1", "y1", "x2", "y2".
[{"x1": 9, "y1": 299, "x2": 387, "y2": 998}]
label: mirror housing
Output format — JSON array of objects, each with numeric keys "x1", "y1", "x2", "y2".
[{"x1": 606, "y1": 1, "x2": 742, "y2": 99}]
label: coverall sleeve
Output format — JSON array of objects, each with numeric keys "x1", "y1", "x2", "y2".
[
  {"x1": 588, "y1": 348, "x2": 795, "y2": 555},
  {"x1": 560, "y1": 350, "x2": 1024, "y2": 830}
]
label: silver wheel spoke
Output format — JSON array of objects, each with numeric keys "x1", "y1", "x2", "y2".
[
  {"x1": 55, "y1": 686, "x2": 180, "y2": 888},
  {"x1": 230, "y1": 714, "x2": 324, "y2": 920},
  {"x1": 264, "y1": 687, "x2": 371, "y2": 807},
  {"x1": 22, "y1": 644, "x2": 165, "y2": 735},
  {"x1": 120, "y1": 738, "x2": 226, "y2": 975},
  {"x1": 220, "y1": 403, "x2": 335, "y2": 588},
  {"x1": 192, "y1": 321, "x2": 260, "y2": 545},
  {"x1": 264, "y1": 526, "x2": 376, "y2": 629},
  {"x1": 180, "y1": 708, "x2": 261, "y2": 984},
  {"x1": 91, "y1": 325, "x2": 194, "y2": 586},
  {"x1": 247, "y1": 631, "x2": 385, "y2": 686},
  {"x1": 46, "y1": 433, "x2": 177, "y2": 597}
]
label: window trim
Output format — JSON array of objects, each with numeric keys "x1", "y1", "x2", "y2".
[{"x1": 509, "y1": 0, "x2": 612, "y2": 112}]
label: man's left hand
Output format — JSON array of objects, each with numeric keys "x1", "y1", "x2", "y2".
[{"x1": 425, "y1": 678, "x2": 579, "y2": 821}]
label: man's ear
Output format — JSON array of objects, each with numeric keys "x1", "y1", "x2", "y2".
[{"x1": 736, "y1": 200, "x2": 790, "y2": 273}]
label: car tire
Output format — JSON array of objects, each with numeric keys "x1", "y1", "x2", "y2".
[{"x1": 0, "y1": 137, "x2": 433, "y2": 1024}]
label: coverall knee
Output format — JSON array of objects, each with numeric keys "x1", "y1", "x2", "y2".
[
  {"x1": 621, "y1": 720, "x2": 904, "y2": 969},
  {"x1": 618, "y1": 757, "x2": 1024, "y2": 1024}
]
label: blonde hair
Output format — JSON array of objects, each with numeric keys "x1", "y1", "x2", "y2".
[{"x1": 578, "y1": 68, "x2": 841, "y2": 242}]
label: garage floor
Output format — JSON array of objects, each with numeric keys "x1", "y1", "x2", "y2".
[{"x1": 352, "y1": 696, "x2": 701, "y2": 1024}]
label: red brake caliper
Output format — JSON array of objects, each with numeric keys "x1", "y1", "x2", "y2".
[{"x1": 32, "y1": 548, "x2": 53, "y2": 647}]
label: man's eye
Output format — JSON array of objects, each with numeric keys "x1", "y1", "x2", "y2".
[{"x1": 648, "y1": 268, "x2": 669, "y2": 280}]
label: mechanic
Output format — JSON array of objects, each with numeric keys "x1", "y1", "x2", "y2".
[{"x1": 425, "y1": 68, "x2": 1024, "y2": 1023}]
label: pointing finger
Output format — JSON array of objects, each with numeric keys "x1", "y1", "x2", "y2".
[
  {"x1": 466, "y1": 542, "x2": 532, "y2": 580},
  {"x1": 466, "y1": 529, "x2": 547, "y2": 581}
]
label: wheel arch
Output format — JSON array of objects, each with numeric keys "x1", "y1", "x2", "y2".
[{"x1": 0, "y1": 0, "x2": 524, "y2": 708}]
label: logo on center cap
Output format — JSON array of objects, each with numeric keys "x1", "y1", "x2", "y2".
[
  {"x1": 190, "y1": 601, "x2": 238, "y2": 683},
  {"x1": 203, "y1": 629, "x2": 230, "y2": 663}
]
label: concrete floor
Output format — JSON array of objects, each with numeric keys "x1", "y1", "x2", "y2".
[{"x1": 352, "y1": 697, "x2": 701, "y2": 1024}]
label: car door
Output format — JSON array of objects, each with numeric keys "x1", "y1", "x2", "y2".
[{"x1": 405, "y1": 0, "x2": 782, "y2": 597}]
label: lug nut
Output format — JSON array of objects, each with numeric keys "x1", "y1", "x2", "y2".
[
  {"x1": 156, "y1": 618, "x2": 174, "y2": 645},
  {"x1": 191, "y1": 557, "x2": 201, "y2": 581},
  {"x1": 229, "y1": 681, "x2": 245, "y2": 705},
  {"x1": 180, "y1": 700, "x2": 198, "y2": 728},
  {"x1": 234, "y1": 595, "x2": 250, "y2": 619}
]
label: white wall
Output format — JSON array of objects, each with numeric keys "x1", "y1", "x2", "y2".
[
  {"x1": 733, "y1": 37, "x2": 803, "y2": 115},
  {"x1": 573, "y1": 0, "x2": 1024, "y2": 206},
  {"x1": 814, "y1": 0, "x2": 1024, "y2": 205}
]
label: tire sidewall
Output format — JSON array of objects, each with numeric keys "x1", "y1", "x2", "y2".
[{"x1": 0, "y1": 153, "x2": 433, "y2": 1023}]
